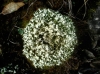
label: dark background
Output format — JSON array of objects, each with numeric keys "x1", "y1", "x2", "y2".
[{"x1": 0, "y1": 0, "x2": 100, "y2": 74}]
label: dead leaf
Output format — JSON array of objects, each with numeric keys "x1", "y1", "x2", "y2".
[{"x1": 0, "y1": 2, "x2": 25, "y2": 15}]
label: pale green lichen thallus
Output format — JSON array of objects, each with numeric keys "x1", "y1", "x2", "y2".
[{"x1": 22, "y1": 8, "x2": 77, "y2": 69}]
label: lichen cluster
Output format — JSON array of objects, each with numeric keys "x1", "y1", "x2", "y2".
[
  {"x1": 22, "y1": 8, "x2": 77, "y2": 69},
  {"x1": 0, "y1": 63, "x2": 19, "y2": 73}
]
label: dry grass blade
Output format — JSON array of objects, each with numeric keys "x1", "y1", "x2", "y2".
[
  {"x1": 22, "y1": 0, "x2": 37, "y2": 18},
  {"x1": 68, "y1": 0, "x2": 73, "y2": 16},
  {"x1": 77, "y1": 0, "x2": 88, "y2": 19}
]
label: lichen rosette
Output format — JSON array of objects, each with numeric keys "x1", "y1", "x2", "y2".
[{"x1": 22, "y1": 8, "x2": 77, "y2": 69}]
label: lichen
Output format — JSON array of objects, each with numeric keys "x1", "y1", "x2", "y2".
[
  {"x1": 22, "y1": 8, "x2": 77, "y2": 69},
  {"x1": 0, "y1": 63, "x2": 19, "y2": 74}
]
